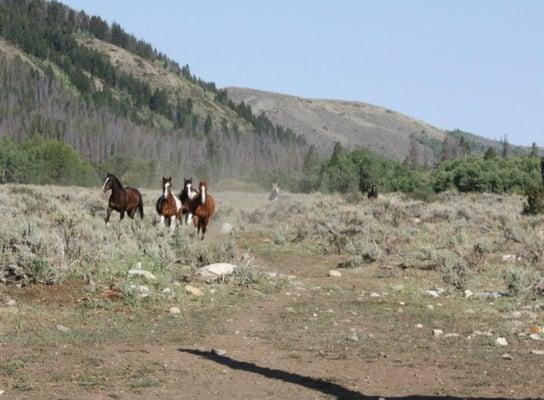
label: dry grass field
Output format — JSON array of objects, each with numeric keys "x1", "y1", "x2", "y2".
[{"x1": 1, "y1": 184, "x2": 543, "y2": 399}]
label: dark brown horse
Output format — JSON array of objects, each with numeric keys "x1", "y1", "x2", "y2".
[
  {"x1": 156, "y1": 177, "x2": 183, "y2": 232},
  {"x1": 367, "y1": 185, "x2": 378, "y2": 200},
  {"x1": 189, "y1": 181, "x2": 215, "y2": 240},
  {"x1": 102, "y1": 173, "x2": 144, "y2": 225},
  {"x1": 178, "y1": 177, "x2": 198, "y2": 225}
]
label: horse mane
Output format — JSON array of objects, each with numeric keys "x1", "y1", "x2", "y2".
[{"x1": 109, "y1": 174, "x2": 123, "y2": 189}]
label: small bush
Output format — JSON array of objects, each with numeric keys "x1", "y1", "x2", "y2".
[{"x1": 523, "y1": 186, "x2": 544, "y2": 215}]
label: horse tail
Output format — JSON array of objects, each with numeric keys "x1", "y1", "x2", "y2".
[{"x1": 138, "y1": 194, "x2": 144, "y2": 219}]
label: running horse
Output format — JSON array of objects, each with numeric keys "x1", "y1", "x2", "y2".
[
  {"x1": 178, "y1": 177, "x2": 198, "y2": 225},
  {"x1": 102, "y1": 173, "x2": 144, "y2": 225},
  {"x1": 189, "y1": 181, "x2": 215, "y2": 240},
  {"x1": 155, "y1": 177, "x2": 183, "y2": 232}
]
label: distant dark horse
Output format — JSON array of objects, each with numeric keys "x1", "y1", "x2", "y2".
[
  {"x1": 178, "y1": 177, "x2": 198, "y2": 225},
  {"x1": 102, "y1": 173, "x2": 144, "y2": 225},
  {"x1": 189, "y1": 181, "x2": 215, "y2": 240},
  {"x1": 367, "y1": 185, "x2": 378, "y2": 200},
  {"x1": 155, "y1": 177, "x2": 183, "y2": 232}
]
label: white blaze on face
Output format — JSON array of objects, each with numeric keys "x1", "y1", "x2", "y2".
[
  {"x1": 164, "y1": 182, "x2": 171, "y2": 197},
  {"x1": 201, "y1": 186, "x2": 206, "y2": 205},
  {"x1": 102, "y1": 177, "x2": 111, "y2": 192}
]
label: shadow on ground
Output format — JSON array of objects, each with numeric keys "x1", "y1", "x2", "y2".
[{"x1": 178, "y1": 348, "x2": 540, "y2": 400}]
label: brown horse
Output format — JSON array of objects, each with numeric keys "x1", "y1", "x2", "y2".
[
  {"x1": 102, "y1": 173, "x2": 144, "y2": 225},
  {"x1": 155, "y1": 177, "x2": 183, "y2": 232},
  {"x1": 189, "y1": 181, "x2": 215, "y2": 240}
]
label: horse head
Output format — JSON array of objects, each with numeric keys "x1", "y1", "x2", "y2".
[
  {"x1": 102, "y1": 172, "x2": 114, "y2": 193},
  {"x1": 184, "y1": 177, "x2": 193, "y2": 193},
  {"x1": 162, "y1": 176, "x2": 172, "y2": 195}
]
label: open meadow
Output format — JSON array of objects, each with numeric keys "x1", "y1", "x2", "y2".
[{"x1": 1, "y1": 184, "x2": 543, "y2": 399}]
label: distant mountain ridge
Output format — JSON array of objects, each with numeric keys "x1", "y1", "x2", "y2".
[{"x1": 226, "y1": 87, "x2": 531, "y2": 163}]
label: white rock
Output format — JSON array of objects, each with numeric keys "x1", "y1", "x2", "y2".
[
  {"x1": 212, "y1": 348, "x2": 227, "y2": 356},
  {"x1": 392, "y1": 284, "x2": 404, "y2": 292},
  {"x1": 531, "y1": 349, "x2": 544, "y2": 355},
  {"x1": 495, "y1": 337, "x2": 508, "y2": 346},
  {"x1": 426, "y1": 288, "x2": 444, "y2": 298},
  {"x1": 467, "y1": 330, "x2": 492, "y2": 339},
  {"x1": 415, "y1": 324, "x2": 424, "y2": 329},
  {"x1": 529, "y1": 333, "x2": 541, "y2": 341},
  {"x1": 346, "y1": 333, "x2": 359, "y2": 342},
  {"x1": 220, "y1": 223, "x2": 233, "y2": 234},
  {"x1": 427, "y1": 305, "x2": 434, "y2": 310},
  {"x1": 185, "y1": 285, "x2": 203, "y2": 296},
  {"x1": 464, "y1": 289, "x2": 473, "y2": 298},
  {"x1": 162, "y1": 288, "x2": 172, "y2": 294},
  {"x1": 433, "y1": 329, "x2": 444, "y2": 338},
  {"x1": 328, "y1": 270, "x2": 342, "y2": 278},
  {"x1": 444, "y1": 333, "x2": 460, "y2": 338},
  {"x1": 370, "y1": 292, "x2": 381, "y2": 298},
  {"x1": 196, "y1": 263, "x2": 236, "y2": 282},
  {"x1": 501, "y1": 353, "x2": 513, "y2": 360},
  {"x1": 56, "y1": 325, "x2": 71, "y2": 334},
  {"x1": 5, "y1": 299, "x2": 16, "y2": 307},
  {"x1": 502, "y1": 254, "x2": 519, "y2": 262},
  {"x1": 399, "y1": 301, "x2": 406, "y2": 306},
  {"x1": 128, "y1": 268, "x2": 156, "y2": 281},
  {"x1": 0, "y1": 389, "x2": 4, "y2": 396},
  {"x1": 169, "y1": 307, "x2": 181, "y2": 314}
]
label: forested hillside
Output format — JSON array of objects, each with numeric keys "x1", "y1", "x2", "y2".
[{"x1": 0, "y1": 0, "x2": 307, "y2": 186}]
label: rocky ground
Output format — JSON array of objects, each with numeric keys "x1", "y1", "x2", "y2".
[{"x1": 1, "y1": 186, "x2": 543, "y2": 399}]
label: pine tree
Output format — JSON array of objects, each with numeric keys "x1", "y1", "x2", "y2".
[
  {"x1": 530, "y1": 142, "x2": 539, "y2": 158},
  {"x1": 303, "y1": 145, "x2": 318, "y2": 174}
]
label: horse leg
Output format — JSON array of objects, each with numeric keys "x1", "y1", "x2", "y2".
[
  {"x1": 120, "y1": 210, "x2": 125, "y2": 221},
  {"x1": 170, "y1": 216, "x2": 177, "y2": 233},
  {"x1": 201, "y1": 217, "x2": 209, "y2": 240},
  {"x1": 105, "y1": 206, "x2": 112, "y2": 226},
  {"x1": 128, "y1": 208, "x2": 136, "y2": 219},
  {"x1": 160, "y1": 215, "x2": 165, "y2": 227}
]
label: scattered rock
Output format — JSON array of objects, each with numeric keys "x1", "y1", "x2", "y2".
[
  {"x1": 346, "y1": 333, "x2": 359, "y2": 342},
  {"x1": 185, "y1": 285, "x2": 203, "y2": 296},
  {"x1": 328, "y1": 270, "x2": 342, "y2": 278},
  {"x1": 128, "y1": 268, "x2": 156, "y2": 281},
  {"x1": 433, "y1": 329, "x2": 444, "y2": 338},
  {"x1": 162, "y1": 288, "x2": 172, "y2": 294},
  {"x1": 5, "y1": 299, "x2": 16, "y2": 307},
  {"x1": 56, "y1": 325, "x2": 71, "y2": 334},
  {"x1": 444, "y1": 333, "x2": 460, "y2": 338},
  {"x1": 220, "y1": 223, "x2": 233, "y2": 234},
  {"x1": 467, "y1": 330, "x2": 492, "y2": 339},
  {"x1": 477, "y1": 291, "x2": 504, "y2": 299},
  {"x1": 427, "y1": 305, "x2": 434, "y2": 310},
  {"x1": 369, "y1": 292, "x2": 380, "y2": 298},
  {"x1": 415, "y1": 324, "x2": 424, "y2": 329},
  {"x1": 501, "y1": 353, "x2": 513, "y2": 360},
  {"x1": 211, "y1": 348, "x2": 227, "y2": 356},
  {"x1": 129, "y1": 284, "x2": 150, "y2": 298},
  {"x1": 399, "y1": 301, "x2": 406, "y2": 306},
  {"x1": 286, "y1": 307, "x2": 295, "y2": 313},
  {"x1": 426, "y1": 288, "x2": 444, "y2": 298},
  {"x1": 196, "y1": 263, "x2": 236, "y2": 282},
  {"x1": 531, "y1": 349, "x2": 544, "y2": 356},
  {"x1": 529, "y1": 333, "x2": 541, "y2": 341},
  {"x1": 464, "y1": 289, "x2": 473, "y2": 298},
  {"x1": 412, "y1": 218, "x2": 422, "y2": 225},
  {"x1": 495, "y1": 337, "x2": 508, "y2": 346},
  {"x1": 169, "y1": 307, "x2": 181, "y2": 315},
  {"x1": 0, "y1": 389, "x2": 4, "y2": 396},
  {"x1": 502, "y1": 254, "x2": 520, "y2": 262}
]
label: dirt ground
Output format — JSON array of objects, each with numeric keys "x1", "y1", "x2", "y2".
[{"x1": 1, "y1": 189, "x2": 544, "y2": 399}]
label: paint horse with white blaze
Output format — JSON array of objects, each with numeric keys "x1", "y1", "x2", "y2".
[
  {"x1": 178, "y1": 177, "x2": 198, "y2": 225},
  {"x1": 155, "y1": 177, "x2": 183, "y2": 232},
  {"x1": 102, "y1": 173, "x2": 144, "y2": 225},
  {"x1": 189, "y1": 181, "x2": 215, "y2": 240}
]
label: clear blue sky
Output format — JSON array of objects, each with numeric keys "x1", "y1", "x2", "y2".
[{"x1": 62, "y1": 0, "x2": 543, "y2": 146}]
